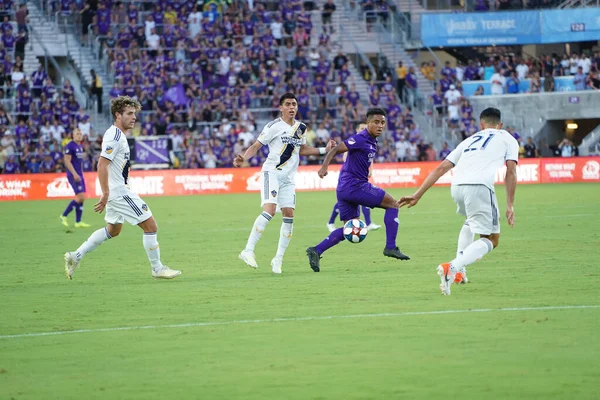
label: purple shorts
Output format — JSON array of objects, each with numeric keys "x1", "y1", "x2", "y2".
[
  {"x1": 336, "y1": 182, "x2": 386, "y2": 221},
  {"x1": 68, "y1": 175, "x2": 86, "y2": 195}
]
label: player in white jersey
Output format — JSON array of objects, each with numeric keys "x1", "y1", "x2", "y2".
[
  {"x1": 398, "y1": 108, "x2": 518, "y2": 295},
  {"x1": 63, "y1": 96, "x2": 181, "y2": 280},
  {"x1": 233, "y1": 93, "x2": 335, "y2": 274}
]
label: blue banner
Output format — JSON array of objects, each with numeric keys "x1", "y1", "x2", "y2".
[
  {"x1": 421, "y1": 8, "x2": 600, "y2": 47},
  {"x1": 541, "y1": 9, "x2": 600, "y2": 43},
  {"x1": 421, "y1": 11, "x2": 541, "y2": 47},
  {"x1": 460, "y1": 77, "x2": 577, "y2": 96}
]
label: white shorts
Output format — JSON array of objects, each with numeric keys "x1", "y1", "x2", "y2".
[
  {"x1": 260, "y1": 171, "x2": 296, "y2": 209},
  {"x1": 105, "y1": 193, "x2": 153, "y2": 226},
  {"x1": 451, "y1": 185, "x2": 500, "y2": 235}
]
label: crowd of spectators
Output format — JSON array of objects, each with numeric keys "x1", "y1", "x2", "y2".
[
  {"x1": 79, "y1": 0, "x2": 415, "y2": 168},
  {"x1": 420, "y1": 49, "x2": 599, "y2": 141},
  {"x1": 0, "y1": 2, "x2": 95, "y2": 174}
]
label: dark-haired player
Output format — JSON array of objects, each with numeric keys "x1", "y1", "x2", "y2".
[
  {"x1": 306, "y1": 108, "x2": 410, "y2": 272},
  {"x1": 326, "y1": 123, "x2": 381, "y2": 233},
  {"x1": 398, "y1": 107, "x2": 518, "y2": 295},
  {"x1": 234, "y1": 93, "x2": 335, "y2": 274}
]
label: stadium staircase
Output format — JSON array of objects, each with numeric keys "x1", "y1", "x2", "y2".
[
  {"x1": 27, "y1": 1, "x2": 113, "y2": 131},
  {"x1": 307, "y1": 8, "x2": 371, "y2": 105}
]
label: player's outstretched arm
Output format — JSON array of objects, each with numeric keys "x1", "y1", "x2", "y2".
[
  {"x1": 234, "y1": 141, "x2": 263, "y2": 167},
  {"x1": 398, "y1": 159, "x2": 454, "y2": 208},
  {"x1": 94, "y1": 156, "x2": 111, "y2": 213},
  {"x1": 504, "y1": 160, "x2": 517, "y2": 227},
  {"x1": 299, "y1": 139, "x2": 336, "y2": 156},
  {"x1": 318, "y1": 142, "x2": 348, "y2": 178}
]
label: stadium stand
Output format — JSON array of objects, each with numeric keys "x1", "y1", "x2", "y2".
[{"x1": 2, "y1": 0, "x2": 599, "y2": 174}]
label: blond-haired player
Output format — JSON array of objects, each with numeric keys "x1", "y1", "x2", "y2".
[
  {"x1": 399, "y1": 107, "x2": 518, "y2": 295},
  {"x1": 64, "y1": 96, "x2": 181, "y2": 280}
]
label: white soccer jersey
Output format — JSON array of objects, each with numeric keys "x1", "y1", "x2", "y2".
[
  {"x1": 257, "y1": 118, "x2": 307, "y2": 179},
  {"x1": 446, "y1": 128, "x2": 519, "y2": 191},
  {"x1": 100, "y1": 125, "x2": 131, "y2": 200}
]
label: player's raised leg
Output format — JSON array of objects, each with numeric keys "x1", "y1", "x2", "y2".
[
  {"x1": 454, "y1": 222, "x2": 474, "y2": 283},
  {"x1": 379, "y1": 192, "x2": 410, "y2": 260},
  {"x1": 438, "y1": 234, "x2": 496, "y2": 295},
  {"x1": 65, "y1": 224, "x2": 119, "y2": 279},
  {"x1": 327, "y1": 202, "x2": 339, "y2": 232},
  {"x1": 138, "y1": 215, "x2": 181, "y2": 279},
  {"x1": 307, "y1": 199, "x2": 357, "y2": 272}
]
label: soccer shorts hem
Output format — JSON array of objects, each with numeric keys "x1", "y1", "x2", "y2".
[
  {"x1": 105, "y1": 193, "x2": 153, "y2": 226},
  {"x1": 260, "y1": 171, "x2": 296, "y2": 209},
  {"x1": 68, "y1": 176, "x2": 86, "y2": 195},
  {"x1": 336, "y1": 183, "x2": 385, "y2": 222},
  {"x1": 451, "y1": 184, "x2": 500, "y2": 235}
]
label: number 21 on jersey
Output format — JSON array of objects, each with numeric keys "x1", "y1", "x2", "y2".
[{"x1": 464, "y1": 134, "x2": 495, "y2": 152}]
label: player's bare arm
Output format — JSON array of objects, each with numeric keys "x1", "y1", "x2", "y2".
[
  {"x1": 63, "y1": 154, "x2": 81, "y2": 182},
  {"x1": 504, "y1": 160, "x2": 517, "y2": 227},
  {"x1": 318, "y1": 142, "x2": 349, "y2": 178},
  {"x1": 94, "y1": 156, "x2": 111, "y2": 213},
  {"x1": 299, "y1": 139, "x2": 336, "y2": 156},
  {"x1": 234, "y1": 141, "x2": 263, "y2": 167},
  {"x1": 398, "y1": 159, "x2": 455, "y2": 208}
]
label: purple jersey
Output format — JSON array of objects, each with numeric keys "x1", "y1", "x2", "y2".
[
  {"x1": 64, "y1": 140, "x2": 84, "y2": 177},
  {"x1": 338, "y1": 129, "x2": 377, "y2": 188}
]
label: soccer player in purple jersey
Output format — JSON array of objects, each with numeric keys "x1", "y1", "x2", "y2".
[
  {"x1": 307, "y1": 109, "x2": 410, "y2": 272},
  {"x1": 326, "y1": 123, "x2": 381, "y2": 233},
  {"x1": 60, "y1": 128, "x2": 91, "y2": 228}
]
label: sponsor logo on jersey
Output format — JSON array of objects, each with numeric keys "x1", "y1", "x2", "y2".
[
  {"x1": 582, "y1": 160, "x2": 600, "y2": 180},
  {"x1": 105, "y1": 146, "x2": 113, "y2": 154},
  {"x1": 281, "y1": 136, "x2": 303, "y2": 146},
  {"x1": 348, "y1": 138, "x2": 356, "y2": 145}
]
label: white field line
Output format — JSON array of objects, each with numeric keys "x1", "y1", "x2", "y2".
[{"x1": 1, "y1": 305, "x2": 598, "y2": 340}]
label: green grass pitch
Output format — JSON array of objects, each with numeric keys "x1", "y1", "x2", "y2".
[{"x1": 1, "y1": 183, "x2": 599, "y2": 399}]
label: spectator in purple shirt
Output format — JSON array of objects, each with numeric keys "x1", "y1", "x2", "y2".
[
  {"x1": 4, "y1": 155, "x2": 19, "y2": 174},
  {"x1": 346, "y1": 84, "x2": 360, "y2": 107},
  {"x1": 339, "y1": 63, "x2": 351, "y2": 85}
]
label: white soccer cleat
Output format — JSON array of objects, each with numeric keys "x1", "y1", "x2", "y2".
[
  {"x1": 152, "y1": 266, "x2": 181, "y2": 279},
  {"x1": 271, "y1": 257, "x2": 283, "y2": 274},
  {"x1": 64, "y1": 251, "x2": 80, "y2": 280},
  {"x1": 437, "y1": 263, "x2": 456, "y2": 296},
  {"x1": 326, "y1": 223, "x2": 336, "y2": 232},
  {"x1": 367, "y1": 223, "x2": 382, "y2": 231},
  {"x1": 239, "y1": 250, "x2": 258, "y2": 268}
]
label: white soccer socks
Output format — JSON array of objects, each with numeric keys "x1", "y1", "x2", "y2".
[
  {"x1": 451, "y1": 238, "x2": 493, "y2": 272},
  {"x1": 143, "y1": 232, "x2": 163, "y2": 270},
  {"x1": 75, "y1": 227, "x2": 112, "y2": 260},
  {"x1": 456, "y1": 222, "x2": 475, "y2": 258},
  {"x1": 275, "y1": 217, "x2": 294, "y2": 258},
  {"x1": 245, "y1": 211, "x2": 272, "y2": 252}
]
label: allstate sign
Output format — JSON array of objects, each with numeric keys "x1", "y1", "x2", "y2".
[{"x1": 422, "y1": 11, "x2": 541, "y2": 47}]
